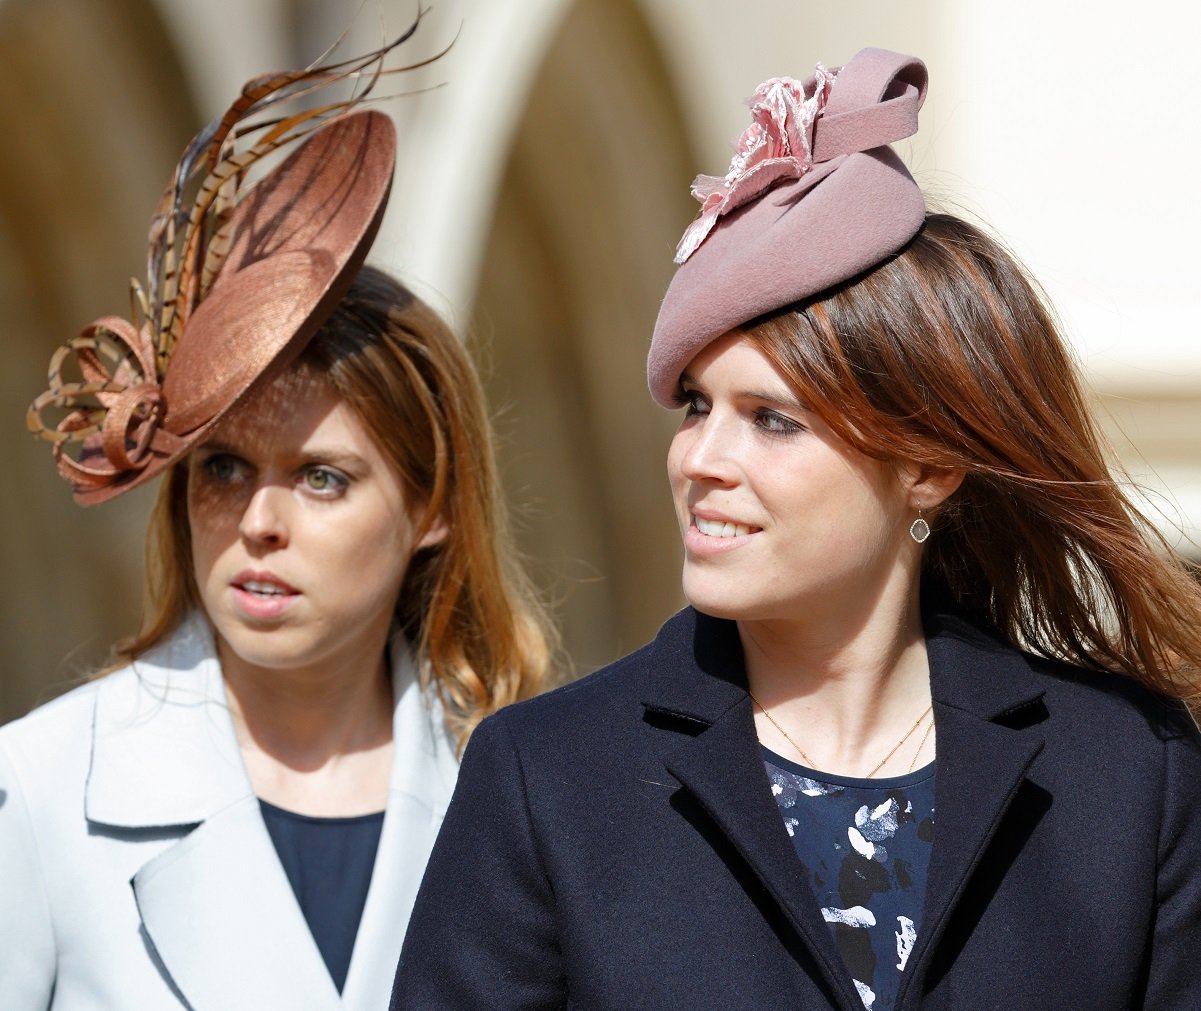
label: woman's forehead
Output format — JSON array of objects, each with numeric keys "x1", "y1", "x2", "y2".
[
  {"x1": 202, "y1": 367, "x2": 352, "y2": 453},
  {"x1": 684, "y1": 333, "x2": 801, "y2": 397},
  {"x1": 220, "y1": 366, "x2": 334, "y2": 428}
]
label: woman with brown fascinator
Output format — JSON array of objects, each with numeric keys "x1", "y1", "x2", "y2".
[
  {"x1": 0, "y1": 30, "x2": 551, "y2": 1011},
  {"x1": 393, "y1": 49, "x2": 1201, "y2": 1009}
]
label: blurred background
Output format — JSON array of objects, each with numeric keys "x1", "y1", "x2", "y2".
[{"x1": 2, "y1": 0, "x2": 1198, "y2": 722}]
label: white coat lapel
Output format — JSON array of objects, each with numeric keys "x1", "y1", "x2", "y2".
[
  {"x1": 133, "y1": 795, "x2": 342, "y2": 1010},
  {"x1": 87, "y1": 614, "x2": 339, "y2": 1009},
  {"x1": 87, "y1": 618, "x2": 457, "y2": 1009},
  {"x1": 342, "y1": 641, "x2": 459, "y2": 1009}
]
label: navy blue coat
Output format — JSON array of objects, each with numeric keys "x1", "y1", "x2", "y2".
[{"x1": 392, "y1": 606, "x2": 1201, "y2": 1009}]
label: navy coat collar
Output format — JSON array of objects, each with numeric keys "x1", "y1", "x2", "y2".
[{"x1": 639, "y1": 606, "x2": 1048, "y2": 1010}]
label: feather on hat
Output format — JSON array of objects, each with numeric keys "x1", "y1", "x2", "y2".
[{"x1": 27, "y1": 25, "x2": 431, "y2": 504}]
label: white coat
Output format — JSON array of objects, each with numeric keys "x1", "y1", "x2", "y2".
[{"x1": 0, "y1": 613, "x2": 458, "y2": 1009}]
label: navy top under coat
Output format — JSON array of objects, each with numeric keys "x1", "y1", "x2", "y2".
[{"x1": 260, "y1": 800, "x2": 384, "y2": 993}]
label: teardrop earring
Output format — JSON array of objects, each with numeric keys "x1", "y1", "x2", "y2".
[{"x1": 909, "y1": 509, "x2": 931, "y2": 544}]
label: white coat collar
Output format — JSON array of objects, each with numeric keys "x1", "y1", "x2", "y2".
[
  {"x1": 86, "y1": 612, "x2": 459, "y2": 1009},
  {"x1": 344, "y1": 634, "x2": 459, "y2": 1006},
  {"x1": 85, "y1": 612, "x2": 458, "y2": 828},
  {"x1": 85, "y1": 613, "x2": 243, "y2": 827}
]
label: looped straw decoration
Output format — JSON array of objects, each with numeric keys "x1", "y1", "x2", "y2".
[
  {"x1": 27, "y1": 321, "x2": 157, "y2": 442},
  {"x1": 26, "y1": 317, "x2": 175, "y2": 484},
  {"x1": 101, "y1": 383, "x2": 166, "y2": 471}
]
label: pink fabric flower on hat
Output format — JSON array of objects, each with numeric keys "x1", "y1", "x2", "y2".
[{"x1": 674, "y1": 66, "x2": 838, "y2": 264}]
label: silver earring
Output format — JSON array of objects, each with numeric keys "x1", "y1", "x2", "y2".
[{"x1": 909, "y1": 509, "x2": 931, "y2": 544}]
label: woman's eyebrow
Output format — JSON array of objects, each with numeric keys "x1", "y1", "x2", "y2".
[
  {"x1": 740, "y1": 387, "x2": 809, "y2": 411},
  {"x1": 678, "y1": 369, "x2": 808, "y2": 411},
  {"x1": 194, "y1": 438, "x2": 239, "y2": 455},
  {"x1": 193, "y1": 438, "x2": 369, "y2": 470},
  {"x1": 299, "y1": 446, "x2": 370, "y2": 468}
]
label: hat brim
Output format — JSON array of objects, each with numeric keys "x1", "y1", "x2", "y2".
[{"x1": 74, "y1": 110, "x2": 395, "y2": 505}]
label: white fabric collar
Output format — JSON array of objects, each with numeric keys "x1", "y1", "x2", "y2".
[{"x1": 85, "y1": 611, "x2": 458, "y2": 828}]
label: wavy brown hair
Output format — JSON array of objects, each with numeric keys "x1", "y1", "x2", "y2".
[
  {"x1": 743, "y1": 212, "x2": 1201, "y2": 703},
  {"x1": 116, "y1": 266, "x2": 555, "y2": 747}
]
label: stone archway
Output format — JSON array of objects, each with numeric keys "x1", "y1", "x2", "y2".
[{"x1": 473, "y1": 0, "x2": 696, "y2": 673}]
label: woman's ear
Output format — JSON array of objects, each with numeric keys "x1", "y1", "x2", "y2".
[
  {"x1": 902, "y1": 463, "x2": 966, "y2": 512},
  {"x1": 416, "y1": 512, "x2": 449, "y2": 551}
]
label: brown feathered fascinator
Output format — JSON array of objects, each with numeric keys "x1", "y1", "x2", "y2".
[{"x1": 27, "y1": 22, "x2": 432, "y2": 505}]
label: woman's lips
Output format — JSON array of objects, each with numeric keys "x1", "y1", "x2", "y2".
[
  {"x1": 230, "y1": 572, "x2": 299, "y2": 621},
  {"x1": 684, "y1": 513, "x2": 760, "y2": 555}
]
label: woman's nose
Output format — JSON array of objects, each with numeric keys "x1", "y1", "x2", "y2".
[
  {"x1": 239, "y1": 484, "x2": 289, "y2": 547},
  {"x1": 675, "y1": 414, "x2": 740, "y2": 485}
]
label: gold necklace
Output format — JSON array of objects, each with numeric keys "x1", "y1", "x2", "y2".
[{"x1": 749, "y1": 692, "x2": 934, "y2": 777}]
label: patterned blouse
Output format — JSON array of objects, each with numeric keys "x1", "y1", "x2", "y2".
[{"x1": 763, "y1": 748, "x2": 935, "y2": 1011}]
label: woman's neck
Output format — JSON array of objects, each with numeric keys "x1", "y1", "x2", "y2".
[
  {"x1": 218, "y1": 639, "x2": 395, "y2": 816},
  {"x1": 739, "y1": 587, "x2": 934, "y2": 777}
]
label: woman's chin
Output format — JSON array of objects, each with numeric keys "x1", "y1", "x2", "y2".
[
  {"x1": 213, "y1": 624, "x2": 322, "y2": 677},
  {"x1": 681, "y1": 585, "x2": 760, "y2": 623}
]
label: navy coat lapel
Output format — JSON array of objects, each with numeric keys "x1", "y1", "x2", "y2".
[
  {"x1": 896, "y1": 611, "x2": 1047, "y2": 1006},
  {"x1": 645, "y1": 611, "x2": 864, "y2": 1011},
  {"x1": 641, "y1": 607, "x2": 1050, "y2": 1011}
]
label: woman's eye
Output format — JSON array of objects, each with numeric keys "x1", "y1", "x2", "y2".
[
  {"x1": 301, "y1": 466, "x2": 348, "y2": 495},
  {"x1": 201, "y1": 454, "x2": 247, "y2": 483},
  {"x1": 680, "y1": 390, "x2": 709, "y2": 417},
  {"x1": 755, "y1": 409, "x2": 803, "y2": 436}
]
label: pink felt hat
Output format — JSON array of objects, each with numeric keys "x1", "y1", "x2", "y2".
[{"x1": 648, "y1": 47, "x2": 928, "y2": 406}]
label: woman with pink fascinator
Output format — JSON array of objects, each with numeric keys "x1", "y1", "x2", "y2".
[
  {"x1": 0, "y1": 31, "x2": 553, "y2": 1010},
  {"x1": 393, "y1": 48, "x2": 1201, "y2": 1009}
]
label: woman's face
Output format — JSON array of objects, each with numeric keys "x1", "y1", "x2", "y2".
[
  {"x1": 667, "y1": 333, "x2": 918, "y2": 627},
  {"x1": 187, "y1": 369, "x2": 444, "y2": 680}
]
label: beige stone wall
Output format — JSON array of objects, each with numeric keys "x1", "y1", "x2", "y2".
[{"x1": 0, "y1": 0, "x2": 195, "y2": 717}]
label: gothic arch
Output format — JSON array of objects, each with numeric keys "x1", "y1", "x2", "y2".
[{"x1": 473, "y1": 0, "x2": 695, "y2": 671}]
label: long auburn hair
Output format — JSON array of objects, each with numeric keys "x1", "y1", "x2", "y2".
[
  {"x1": 116, "y1": 266, "x2": 555, "y2": 747},
  {"x1": 745, "y1": 212, "x2": 1201, "y2": 703}
]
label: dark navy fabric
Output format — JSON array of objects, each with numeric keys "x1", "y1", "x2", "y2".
[
  {"x1": 260, "y1": 800, "x2": 384, "y2": 993},
  {"x1": 393, "y1": 606, "x2": 1201, "y2": 1010},
  {"x1": 763, "y1": 748, "x2": 935, "y2": 1011}
]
